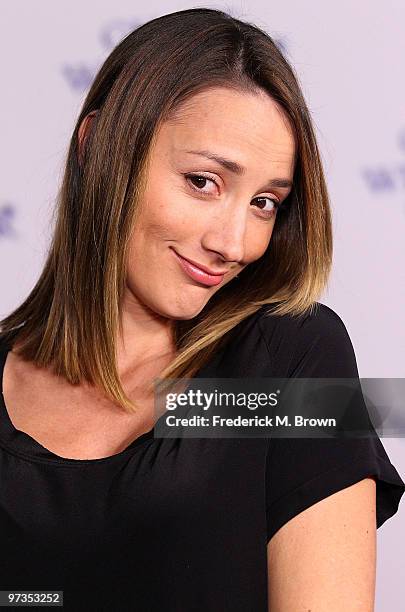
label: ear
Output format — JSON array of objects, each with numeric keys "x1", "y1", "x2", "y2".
[{"x1": 77, "y1": 109, "x2": 98, "y2": 164}]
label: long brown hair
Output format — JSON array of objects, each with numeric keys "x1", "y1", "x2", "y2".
[{"x1": 0, "y1": 8, "x2": 332, "y2": 413}]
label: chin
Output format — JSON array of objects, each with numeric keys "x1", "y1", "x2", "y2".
[
  {"x1": 159, "y1": 297, "x2": 209, "y2": 321},
  {"x1": 166, "y1": 305, "x2": 205, "y2": 321}
]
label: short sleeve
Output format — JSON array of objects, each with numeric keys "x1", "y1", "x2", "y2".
[{"x1": 264, "y1": 303, "x2": 405, "y2": 543}]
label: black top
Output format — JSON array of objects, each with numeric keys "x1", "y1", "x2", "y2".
[{"x1": 0, "y1": 303, "x2": 404, "y2": 612}]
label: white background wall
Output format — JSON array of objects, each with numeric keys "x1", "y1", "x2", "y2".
[{"x1": 1, "y1": 1, "x2": 404, "y2": 608}]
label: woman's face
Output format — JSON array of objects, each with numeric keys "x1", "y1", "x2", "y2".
[{"x1": 125, "y1": 86, "x2": 296, "y2": 320}]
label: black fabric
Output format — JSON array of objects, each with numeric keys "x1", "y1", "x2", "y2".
[{"x1": 0, "y1": 302, "x2": 403, "y2": 611}]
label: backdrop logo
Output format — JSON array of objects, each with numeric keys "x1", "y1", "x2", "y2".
[
  {"x1": 61, "y1": 18, "x2": 142, "y2": 93},
  {"x1": 0, "y1": 202, "x2": 17, "y2": 238},
  {"x1": 361, "y1": 128, "x2": 405, "y2": 213}
]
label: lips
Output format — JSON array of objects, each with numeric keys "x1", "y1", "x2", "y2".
[{"x1": 171, "y1": 248, "x2": 227, "y2": 287}]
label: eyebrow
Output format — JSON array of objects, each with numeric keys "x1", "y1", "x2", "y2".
[{"x1": 184, "y1": 149, "x2": 293, "y2": 189}]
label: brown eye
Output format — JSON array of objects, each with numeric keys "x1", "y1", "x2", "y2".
[
  {"x1": 185, "y1": 173, "x2": 219, "y2": 195},
  {"x1": 252, "y1": 196, "x2": 280, "y2": 219}
]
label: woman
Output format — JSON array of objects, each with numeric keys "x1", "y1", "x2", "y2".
[{"x1": 0, "y1": 7, "x2": 404, "y2": 611}]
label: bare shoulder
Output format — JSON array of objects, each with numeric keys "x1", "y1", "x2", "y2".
[{"x1": 267, "y1": 477, "x2": 377, "y2": 611}]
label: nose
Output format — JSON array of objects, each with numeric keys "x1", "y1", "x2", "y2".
[{"x1": 200, "y1": 202, "x2": 247, "y2": 264}]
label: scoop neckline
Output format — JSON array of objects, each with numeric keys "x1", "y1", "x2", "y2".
[{"x1": 0, "y1": 340, "x2": 209, "y2": 467}]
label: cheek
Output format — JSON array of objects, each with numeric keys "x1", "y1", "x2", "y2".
[
  {"x1": 128, "y1": 210, "x2": 180, "y2": 254},
  {"x1": 245, "y1": 221, "x2": 276, "y2": 261},
  {"x1": 138, "y1": 188, "x2": 198, "y2": 239}
]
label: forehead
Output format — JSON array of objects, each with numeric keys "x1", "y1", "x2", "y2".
[{"x1": 158, "y1": 86, "x2": 296, "y2": 172}]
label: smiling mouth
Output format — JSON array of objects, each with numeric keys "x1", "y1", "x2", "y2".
[{"x1": 171, "y1": 248, "x2": 227, "y2": 287}]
